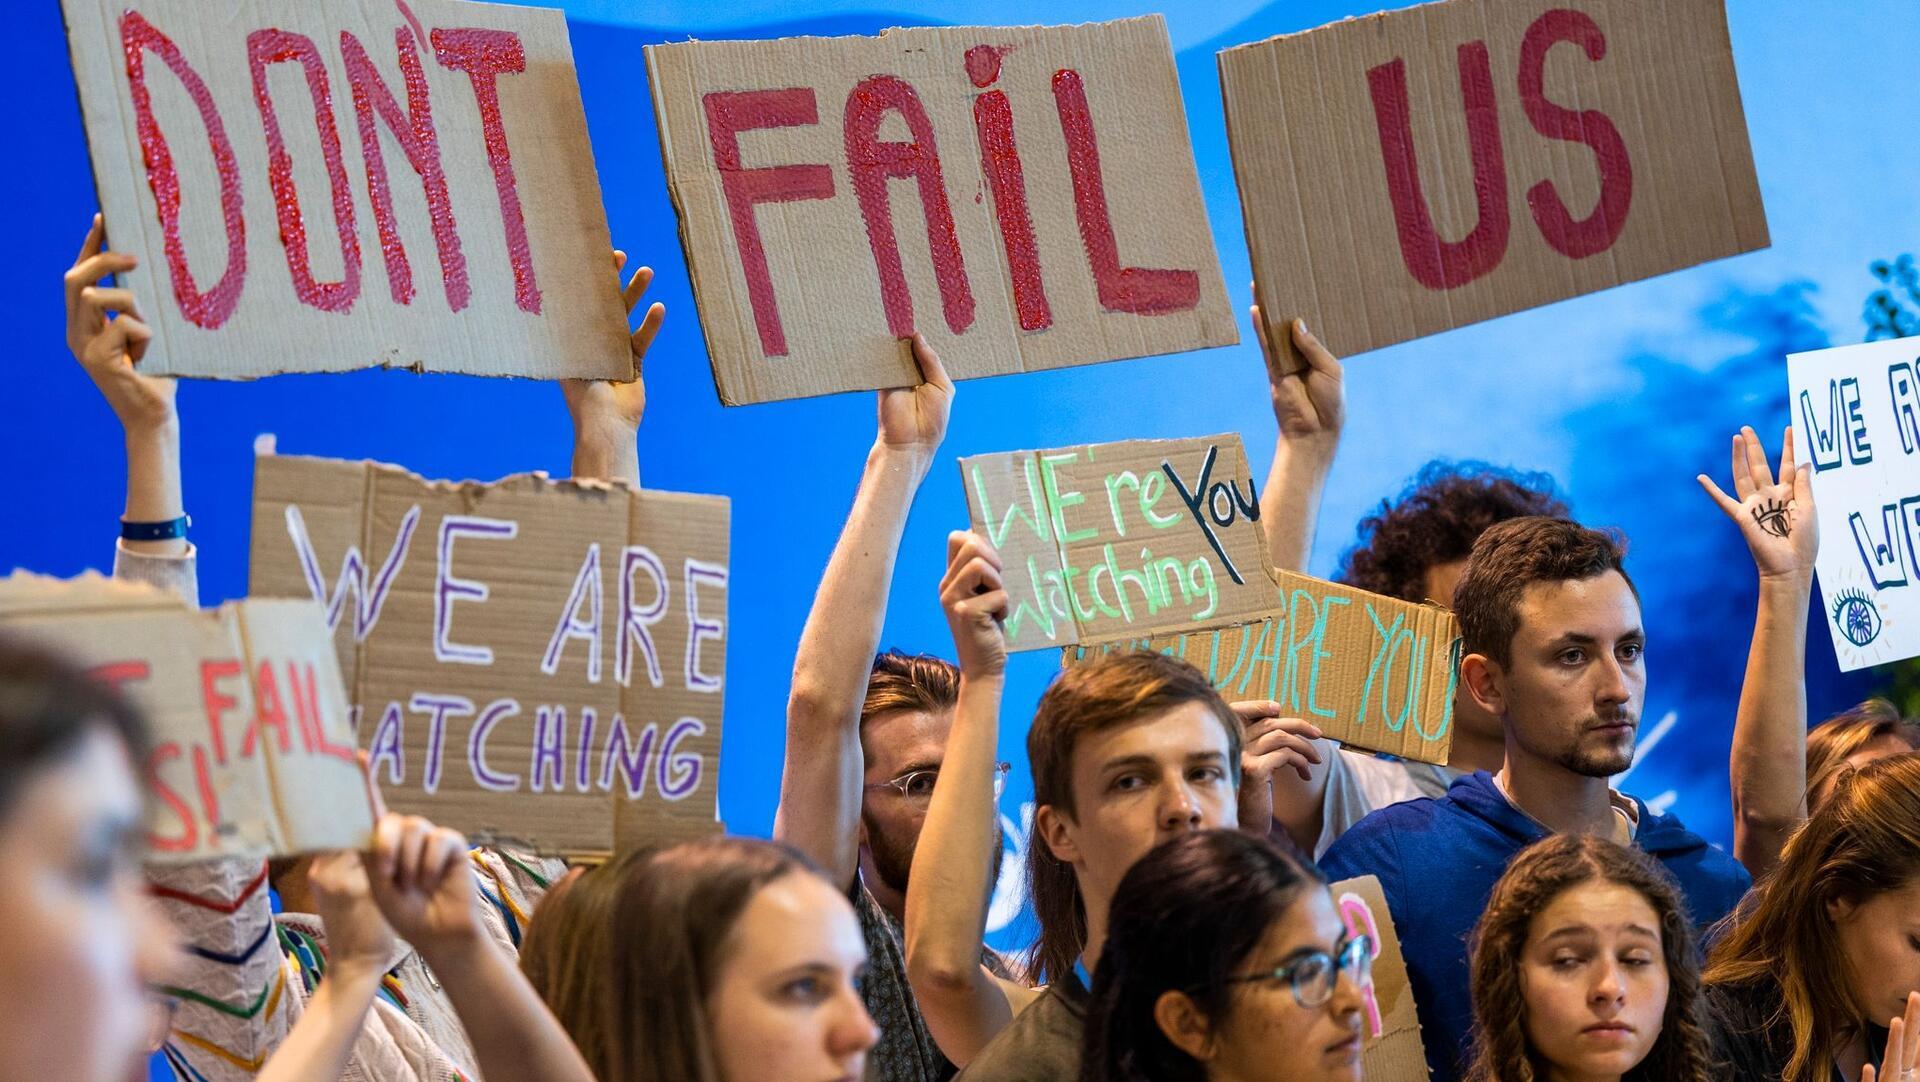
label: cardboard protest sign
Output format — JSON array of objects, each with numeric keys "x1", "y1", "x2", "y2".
[
  {"x1": 1219, "y1": 0, "x2": 1768, "y2": 369},
  {"x1": 965, "y1": 434, "x2": 1458, "y2": 763},
  {"x1": 648, "y1": 16, "x2": 1236, "y2": 405},
  {"x1": 1788, "y1": 338, "x2": 1920, "y2": 671},
  {"x1": 249, "y1": 454, "x2": 729, "y2": 855},
  {"x1": 1332, "y1": 875, "x2": 1432, "y2": 1081},
  {"x1": 0, "y1": 573, "x2": 374, "y2": 860},
  {"x1": 61, "y1": 0, "x2": 629, "y2": 380}
]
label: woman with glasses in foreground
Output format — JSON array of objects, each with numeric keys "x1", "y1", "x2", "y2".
[
  {"x1": 1464, "y1": 834, "x2": 1715, "y2": 1082},
  {"x1": 1080, "y1": 829, "x2": 1372, "y2": 1082}
]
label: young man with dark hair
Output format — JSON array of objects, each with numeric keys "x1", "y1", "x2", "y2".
[
  {"x1": 906, "y1": 532, "x2": 1249, "y2": 1079},
  {"x1": 1320, "y1": 427, "x2": 1817, "y2": 1082}
]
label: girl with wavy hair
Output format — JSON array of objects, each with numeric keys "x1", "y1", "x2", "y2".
[{"x1": 1465, "y1": 834, "x2": 1714, "y2": 1082}]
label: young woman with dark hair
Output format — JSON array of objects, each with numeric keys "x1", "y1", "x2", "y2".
[
  {"x1": 1080, "y1": 829, "x2": 1369, "y2": 1082},
  {"x1": 1464, "y1": 834, "x2": 1714, "y2": 1082}
]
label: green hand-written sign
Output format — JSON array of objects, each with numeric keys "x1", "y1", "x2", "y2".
[
  {"x1": 962, "y1": 435, "x2": 1273, "y2": 648},
  {"x1": 965, "y1": 433, "x2": 1458, "y2": 764}
]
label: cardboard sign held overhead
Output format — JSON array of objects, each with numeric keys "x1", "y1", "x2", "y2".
[
  {"x1": 249, "y1": 454, "x2": 730, "y2": 855},
  {"x1": 1788, "y1": 339, "x2": 1920, "y2": 671},
  {"x1": 1219, "y1": 0, "x2": 1768, "y2": 369},
  {"x1": 1331, "y1": 875, "x2": 1432, "y2": 1081},
  {"x1": 648, "y1": 16, "x2": 1237, "y2": 405},
  {"x1": 962, "y1": 434, "x2": 1458, "y2": 763},
  {"x1": 0, "y1": 573, "x2": 375, "y2": 861},
  {"x1": 61, "y1": 0, "x2": 630, "y2": 380}
]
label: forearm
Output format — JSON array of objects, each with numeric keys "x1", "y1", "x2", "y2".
[
  {"x1": 123, "y1": 415, "x2": 187, "y2": 557},
  {"x1": 775, "y1": 443, "x2": 930, "y2": 879},
  {"x1": 570, "y1": 421, "x2": 639, "y2": 489},
  {"x1": 419, "y1": 935, "x2": 594, "y2": 1082},
  {"x1": 255, "y1": 962, "x2": 382, "y2": 1082},
  {"x1": 1261, "y1": 438, "x2": 1335, "y2": 573},
  {"x1": 1729, "y1": 573, "x2": 1813, "y2": 875},
  {"x1": 905, "y1": 672, "x2": 1010, "y2": 1063}
]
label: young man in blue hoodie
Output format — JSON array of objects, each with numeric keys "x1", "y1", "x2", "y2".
[{"x1": 1321, "y1": 433, "x2": 1817, "y2": 1081}]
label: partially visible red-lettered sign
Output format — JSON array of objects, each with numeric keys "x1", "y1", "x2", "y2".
[
  {"x1": 60, "y1": 0, "x2": 630, "y2": 380},
  {"x1": 649, "y1": 16, "x2": 1237, "y2": 405},
  {"x1": 1220, "y1": 0, "x2": 1768, "y2": 369}
]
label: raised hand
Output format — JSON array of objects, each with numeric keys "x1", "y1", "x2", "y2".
[
  {"x1": 365, "y1": 813, "x2": 483, "y2": 957},
  {"x1": 65, "y1": 214, "x2": 173, "y2": 432},
  {"x1": 1859, "y1": 991, "x2": 1920, "y2": 1082},
  {"x1": 1252, "y1": 293, "x2": 1344, "y2": 447},
  {"x1": 1234, "y1": 701, "x2": 1324, "y2": 785},
  {"x1": 940, "y1": 530, "x2": 1008, "y2": 680},
  {"x1": 306, "y1": 849, "x2": 397, "y2": 980},
  {"x1": 561, "y1": 251, "x2": 663, "y2": 427},
  {"x1": 1696, "y1": 425, "x2": 1817, "y2": 581},
  {"x1": 877, "y1": 333, "x2": 955, "y2": 457}
]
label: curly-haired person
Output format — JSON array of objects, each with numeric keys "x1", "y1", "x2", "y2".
[
  {"x1": 1464, "y1": 834, "x2": 1716, "y2": 1082},
  {"x1": 1260, "y1": 462, "x2": 1569, "y2": 861}
]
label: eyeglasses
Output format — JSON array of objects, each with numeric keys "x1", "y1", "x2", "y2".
[
  {"x1": 1218, "y1": 935, "x2": 1374, "y2": 1009},
  {"x1": 864, "y1": 762, "x2": 1012, "y2": 804}
]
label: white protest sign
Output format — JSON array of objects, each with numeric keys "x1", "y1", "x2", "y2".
[{"x1": 1788, "y1": 338, "x2": 1920, "y2": 670}]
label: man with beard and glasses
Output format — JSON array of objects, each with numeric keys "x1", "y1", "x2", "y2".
[
  {"x1": 1321, "y1": 447, "x2": 1815, "y2": 1082},
  {"x1": 773, "y1": 335, "x2": 1012, "y2": 1082}
]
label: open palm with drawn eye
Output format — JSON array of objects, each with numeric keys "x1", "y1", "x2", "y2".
[{"x1": 1696, "y1": 425, "x2": 1817, "y2": 581}]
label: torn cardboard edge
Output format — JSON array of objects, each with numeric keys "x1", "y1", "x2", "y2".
[
  {"x1": 646, "y1": 15, "x2": 1237, "y2": 405},
  {"x1": 1331, "y1": 874, "x2": 1432, "y2": 1081},
  {"x1": 0, "y1": 570, "x2": 376, "y2": 860}
]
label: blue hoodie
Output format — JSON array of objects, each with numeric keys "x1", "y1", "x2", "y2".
[{"x1": 1319, "y1": 770, "x2": 1751, "y2": 1082}]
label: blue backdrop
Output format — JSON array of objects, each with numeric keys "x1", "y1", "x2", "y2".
[{"x1": 5, "y1": 0, "x2": 1906, "y2": 956}]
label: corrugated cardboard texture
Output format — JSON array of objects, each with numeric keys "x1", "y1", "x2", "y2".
[
  {"x1": 967, "y1": 432, "x2": 1457, "y2": 762},
  {"x1": 249, "y1": 454, "x2": 730, "y2": 854},
  {"x1": 1331, "y1": 875, "x2": 1432, "y2": 1082},
  {"x1": 961, "y1": 435, "x2": 1272, "y2": 649},
  {"x1": 1787, "y1": 338, "x2": 1920, "y2": 672},
  {"x1": 1219, "y1": 0, "x2": 1768, "y2": 370},
  {"x1": 0, "y1": 573, "x2": 373, "y2": 860},
  {"x1": 648, "y1": 17, "x2": 1236, "y2": 405},
  {"x1": 61, "y1": 0, "x2": 629, "y2": 380}
]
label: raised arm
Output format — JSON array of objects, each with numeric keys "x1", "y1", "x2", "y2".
[
  {"x1": 774, "y1": 335, "x2": 953, "y2": 888},
  {"x1": 561, "y1": 251, "x2": 665, "y2": 487},
  {"x1": 1252, "y1": 298, "x2": 1345, "y2": 574},
  {"x1": 906, "y1": 531, "x2": 1034, "y2": 1065},
  {"x1": 1697, "y1": 425, "x2": 1817, "y2": 878},
  {"x1": 367, "y1": 813, "x2": 594, "y2": 1082},
  {"x1": 1232, "y1": 702, "x2": 1325, "y2": 852},
  {"x1": 256, "y1": 851, "x2": 393, "y2": 1082}
]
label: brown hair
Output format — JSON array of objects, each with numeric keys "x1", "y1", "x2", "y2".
[
  {"x1": 1023, "y1": 651, "x2": 1241, "y2": 985},
  {"x1": 1452, "y1": 517, "x2": 1636, "y2": 668},
  {"x1": 542, "y1": 836, "x2": 822, "y2": 1082},
  {"x1": 1704, "y1": 754, "x2": 1920, "y2": 1082},
  {"x1": 1466, "y1": 834, "x2": 1713, "y2": 1082},
  {"x1": 0, "y1": 635, "x2": 150, "y2": 821},
  {"x1": 1806, "y1": 699, "x2": 1920, "y2": 813},
  {"x1": 860, "y1": 651, "x2": 959, "y2": 736},
  {"x1": 521, "y1": 854, "x2": 636, "y2": 1075},
  {"x1": 1339, "y1": 461, "x2": 1569, "y2": 603}
]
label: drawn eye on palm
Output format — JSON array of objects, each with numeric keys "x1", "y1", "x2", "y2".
[{"x1": 1749, "y1": 495, "x2": 1793, "y2": 539}]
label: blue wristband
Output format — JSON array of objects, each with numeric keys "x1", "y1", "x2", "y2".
[{"x1": 121, "y1": 515, "x2": 189, "y2": 542}]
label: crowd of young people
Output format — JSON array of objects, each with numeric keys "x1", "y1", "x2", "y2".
[{"x1": 9, "y1": 212, "x2": 1920, "y2": 1082}]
